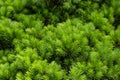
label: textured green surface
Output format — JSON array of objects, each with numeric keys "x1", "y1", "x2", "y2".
[{"x1": 0, "y1": 0, "x2": 120, "y2": 80}]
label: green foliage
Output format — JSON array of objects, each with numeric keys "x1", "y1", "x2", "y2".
[
  {"x1": 0, "y1": 22, "x2": 13, "y2": 50},
  {"x1": 0, "y1": 0, "x2": 120, "y2": 80},
  {"x1": 25, "y1": 60, "x2": 66, "y2": 80}
]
